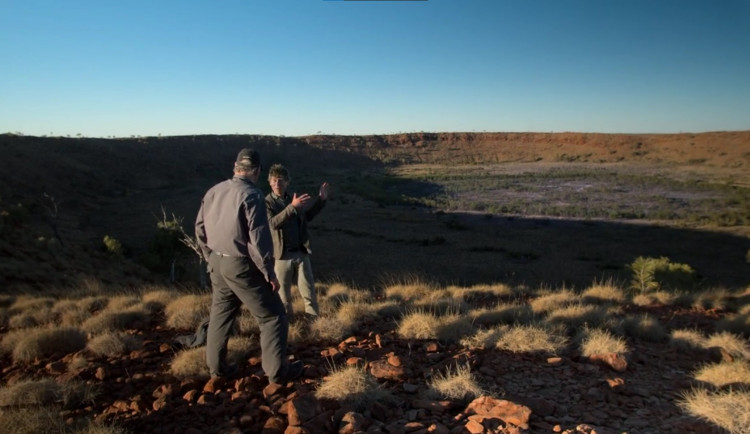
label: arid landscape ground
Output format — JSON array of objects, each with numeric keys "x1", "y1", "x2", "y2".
[{"x1": 1, "y1": 131, "x2": 749, "y2": 433}]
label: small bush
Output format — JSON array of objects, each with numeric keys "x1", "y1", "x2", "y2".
[
  {"x1": 102, "y1": 235, "x2": 123, "y2": 256},
  {"x1": 629, "y1": 256, "x2": 697, "y2": 294}
]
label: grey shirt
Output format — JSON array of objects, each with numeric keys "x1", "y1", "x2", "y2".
[{"x1": 195, "y1": 176, "x2": 276, "y2": 282}]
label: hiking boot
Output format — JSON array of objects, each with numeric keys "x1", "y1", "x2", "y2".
[
  {"x1": 211, "y1": 363, "x2": 239, "y2": 379},
  {"x1": 283, "y1": 360, "x2": 303, "y2": 382}
]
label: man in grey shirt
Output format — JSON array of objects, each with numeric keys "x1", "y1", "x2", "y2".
[{"x1": 195, "y1": 148, "x2": 302, "y2": 384}]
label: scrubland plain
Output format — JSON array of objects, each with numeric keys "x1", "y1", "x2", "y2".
[{"x1": 1, "y1": 131, "x2": 749, "y2": 433}]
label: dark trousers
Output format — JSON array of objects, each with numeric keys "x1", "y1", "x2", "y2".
[{"x1": 206, "y1": 254, "x2": 289, "y2": 383}]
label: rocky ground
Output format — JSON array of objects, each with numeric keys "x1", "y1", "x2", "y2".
[{"x1": 0, "y1": 302, "x2": 733, "y2": 434}]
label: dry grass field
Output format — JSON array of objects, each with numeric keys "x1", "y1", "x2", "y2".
[{"x1": 1, "y1": 131, "x2": 750, "y2": 433}]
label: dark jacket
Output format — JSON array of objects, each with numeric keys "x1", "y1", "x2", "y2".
[{"x1": 265, "y1": 192, "x2": 325, "y2": 260}]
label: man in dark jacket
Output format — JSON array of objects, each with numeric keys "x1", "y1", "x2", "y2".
[
  {"x1": 265, "y1": 164, "x2": 330, "y2": 319},
  {"x1": 195, "y1": 149, "x2": 302, "y2": 384}
]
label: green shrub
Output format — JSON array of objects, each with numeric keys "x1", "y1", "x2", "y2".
[
  {"x1": 102, "y1": 235, "x2": 123, "y2": 256},
  {"x1": 629, "y1": 256, "x2": 697, "y2": 293}
]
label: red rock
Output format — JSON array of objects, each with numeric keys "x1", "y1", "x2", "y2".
[
  {"x1": 95, "y1": 366, "x2": 108, "y2": 380},
  {"x1": 152, "y1": 383, "x2": 174, "y2": 399},
  {"x1": 369, "y1": 359, "x2": 405, "y2": 380},
  {"x1": 464, "y1": 396, "x2": 531, "y2": 429},
  {"x1": 387, "y1": 353, "x2": 403, "y2": 367},
  {"x1": 427, "y1": 423, "x2": 450, "y2": 434},
  {"x1": 262, "y1": 416, "x2": 286, "y2": 433},
  {"x1": 338, "y1": 411, "x2": 370, "y2": 434},
  {"x1": 263, "y1": 382, "x2": 285, "y2": 398},
  {"x1": 465, "y1": 419, "x2": 484, "y2": 434},
  {"x1": 606, "y1": 377, "x2": 625, "y2": 388},
  {"x1": 203, "y1": 377, "x2": 225, "y2": 393},
  {"x1": 424, "y1": 342, "x2": 440, "y2": 352},
  {"x1": 346, "y1": 356, "x2": 365, "y2": 366},
  {"x1": 152, "y1": 396, "x2": 168, "y2": 411},
  {"x1": 182, "y1": 389, "x2": 199, "y2": 402},
  {"x1": 287, "y1": 394, "x2": 322, "y2": 427},
  {"x1": 588, "y1": 353, "x2": 627, "y2": 372}
]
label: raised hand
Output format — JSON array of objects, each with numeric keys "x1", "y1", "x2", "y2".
[
  {"x1": 291, "y1": 192, "x2": 312, "y2": 210},
  {"x1": 319, "y1": 182, "x2": 331, "y2": 200}
]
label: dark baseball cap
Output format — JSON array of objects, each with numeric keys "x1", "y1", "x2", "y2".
[{"x1": 235, "y1": 148, "x2": 260, "y2": 168}]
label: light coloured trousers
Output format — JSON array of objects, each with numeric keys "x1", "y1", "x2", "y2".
[{"x1": 275, "y1": 251, "x2": 319, "y2": 316}]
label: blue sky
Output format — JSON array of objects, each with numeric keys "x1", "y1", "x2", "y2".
[{"x1": 1, "y1": 0, "x2": 749, "y2": 137}]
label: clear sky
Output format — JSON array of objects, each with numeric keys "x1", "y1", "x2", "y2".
[{"x1": 1, "y1": 0, "x2": 749, "y2": 138}]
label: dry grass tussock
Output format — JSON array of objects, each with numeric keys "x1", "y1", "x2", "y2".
[
  {"x1": 704, "y1": 331, "x2": 750, "y2": 359},
  {"x1": 446, "y1": 283, "x2": 514, "y2": 303},
  {"x1": 5, "y1": 296, "x2": 56, "y2": 329},
  {"x1": 529, "y1": 289, "x2": 580, "y2": 314},
  {"x1": 164, "y1": 294, "x2": 211, "y2": 331},
  {"x1": 494, "y1": 323, "x2": 568, "y2": 354},
  {"x1": 315, "y1": 364, "x2": 392, "y2": 411},
  {"x1": 543, "y1": 303, "x2": 609, "y2": 331},
  {"x1": 0, "y1": 378, "x2": 97, "y2": 408},
  {"x1": 309, "y1": 315, "x2": 355, "y2": 343},
  {"x1": 669, "y1": 329, "x2": 706, "y2": 352},
  {"x1": 716, "y1": 313, "x2": 750, "y2": 338},
  {"x1": 631, "y1": 290, "x2": 677, "y2": 307},
  {"x1": 383, "y1": 279, "x2": 440, "y2": 303},
  {"x1": 86, "y1": 331, "x2": 142, "y2": 357},
  {"x1": 618, "y1": 314, "x2": 669, "y2": 342},
  {"x1": 679, "y1": 388, "x2": 750, "y2": 434},
  {"x1": 578, "y1": 327, "x2": 628, "y2": 356},
  {"x1": 169, "y1": 336, "x2": 256, "y2": 379},
  {"x1": 397, "y1": 310, "x2": 473, "y2": 344},
  {"x1": 11, "y1": 326, "x2": 87, "y2": 363},
  {"x1": 469, "y1": 302, "x2": 534, "y2": 327},
  {"x1": 51, "y1": 296, "x2": 109, "y2": 326},
  {"x1": 581, "y1": 281, "x2": 626, "y2": 305},
  {"x1": 0, "y1": 406, "x2": 69, "y2": 434},
  {"x1": 426, "y1": 362, "x2": 484, "y2": 401},
  {"x1": 693, "y1": 360, "x2": 750, "y2": 389},
  {"x1": 80, "y1": 307, "x2": 151, "y2": 335},
  {"x1": 320, "y1": 283, "x2": 372, "y2": 310},
  {"x1": 0, "y1": 406, "x2": 125, "y2": 434}
]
